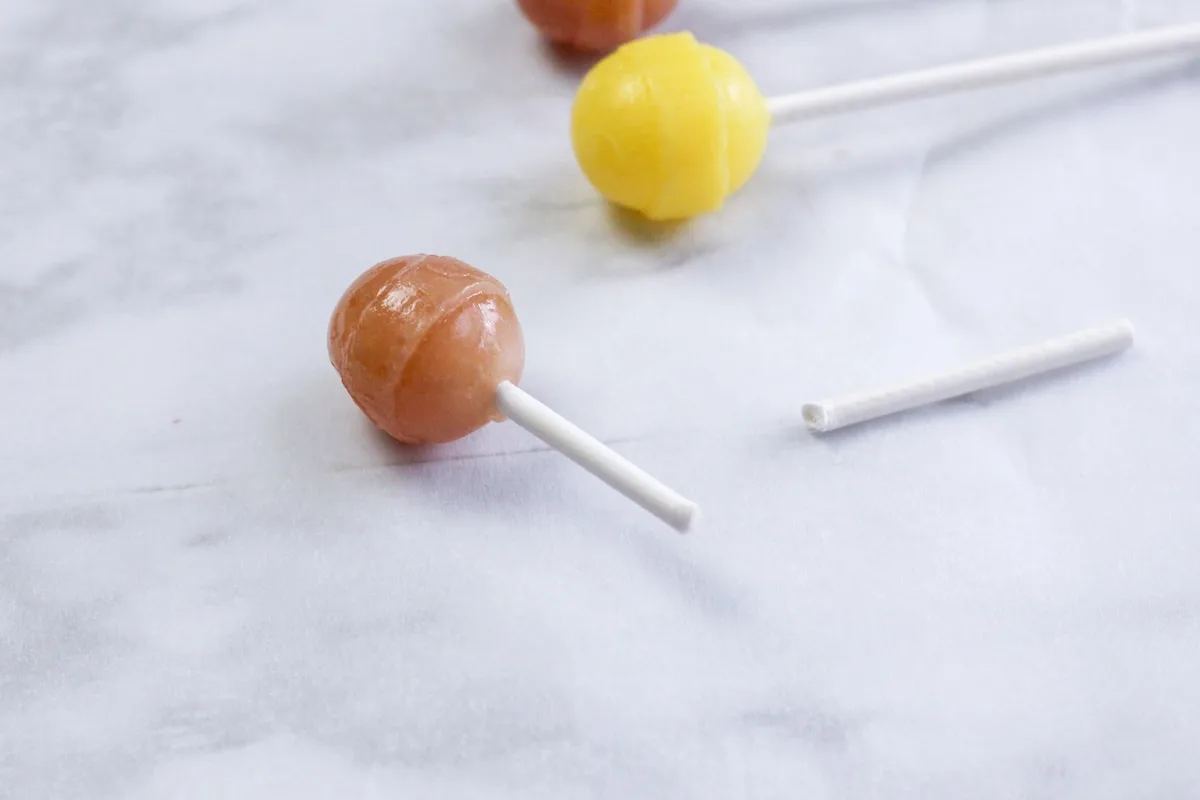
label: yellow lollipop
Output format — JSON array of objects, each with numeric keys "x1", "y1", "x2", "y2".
[
  {"x1": 571, "y1": 33, "x2": 769, "y2": 222},
  {"x1": 571, "y1": 25, "x2": 1200, "y2": 221}
]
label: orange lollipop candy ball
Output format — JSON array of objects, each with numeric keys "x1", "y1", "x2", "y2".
[
  {"x1": 328, "y1": 255, "x2": 525, "y2": 445},
  {"x1": 516, "y1": 0, "x2": 678, "y2": 52}
]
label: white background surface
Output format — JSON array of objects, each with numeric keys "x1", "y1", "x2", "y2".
[{"x1": 3, "y1": 0, "x2": 1200, "y2": 796}]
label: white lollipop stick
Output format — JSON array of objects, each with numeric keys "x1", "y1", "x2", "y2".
[
  {"x1": 803, "y1": 320, "x2": 1135, "y2": 433},
  {"x1": 495, "y1": 381, "x2": 698, "y2": 532},
  {"x1": 768, "y1": 24, "x2": 1200, "y2": 123}
]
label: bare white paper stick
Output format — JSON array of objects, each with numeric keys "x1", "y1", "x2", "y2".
[
  {"x1": 767, "y1": 24, "x2": 1200, "y2": 123},
  {"x1": 495, "y1": 381, "x2": 698, "y2": 532},
  {"x1": 803, "y1": 320, "x2": 1135, "y2": 434}
]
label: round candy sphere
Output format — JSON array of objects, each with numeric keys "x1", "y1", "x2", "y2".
[
  {"x1": 328, "y1": 255, "x2": 525, "y2": 445},
  {"x1": 516, "y1": 0, "x2": 678, "y2": 52},
  {"x1": 571, "y1": 32, "x2": 771, "y2": 221}
]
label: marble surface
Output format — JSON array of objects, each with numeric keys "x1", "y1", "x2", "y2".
[{"x1": 3, "y1": 0, "x2": 1200, "y2": 796}]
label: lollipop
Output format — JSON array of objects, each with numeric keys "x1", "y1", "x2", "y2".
[
  {"x1": 572, "y1": 24, "x2": 1200, "y2": 220},
  {"x1": 329, "y1": 254, "x2": 698, "y2": 531},
  {"x1": 516, "y1": 0, "x2": 677, "y2": 52}
]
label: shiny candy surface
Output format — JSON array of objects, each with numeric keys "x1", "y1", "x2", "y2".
[
  {"x1": 516, "y1": 0, "x2": 677, "y2": 52},
  {"x1": 571, "y1": 32, "x2": 771, "y2": 221},
  {"x1": 328, "y1": 255, "x2": 525, "y2": 445}
]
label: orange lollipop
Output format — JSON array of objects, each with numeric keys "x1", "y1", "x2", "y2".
[
  {"x1": 516, "y1": 0, "x2": 678, "y2": 52},
  {"x1": 329, "y1": 255, "x2": 525, "y2": 445},
  {"x1": 329, "y1": 254, "x2": 697, "y2": 531}
]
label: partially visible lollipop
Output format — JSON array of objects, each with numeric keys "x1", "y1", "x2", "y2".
[
  {"x1": 517, "y1": 0, "x2": 677, "y2": 52},
  {"x1": 572, "y1": 24, "x2": 1200, "y2": 221},
  {"x1": 329, "y1": 254, "x2": 697, "y2": 532}
]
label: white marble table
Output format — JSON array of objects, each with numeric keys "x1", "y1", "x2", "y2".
[{"x1": 4, "y1": 0, "x2": 1200, "y2": 796}]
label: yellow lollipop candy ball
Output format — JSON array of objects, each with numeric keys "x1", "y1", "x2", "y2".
[{"x1": 570, "y1": 32, "x2": 771, "y2": 221}]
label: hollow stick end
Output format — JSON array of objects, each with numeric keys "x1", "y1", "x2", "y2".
[{"x1": 802, "y1": 403, "x2": 832, "y2": 433}]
